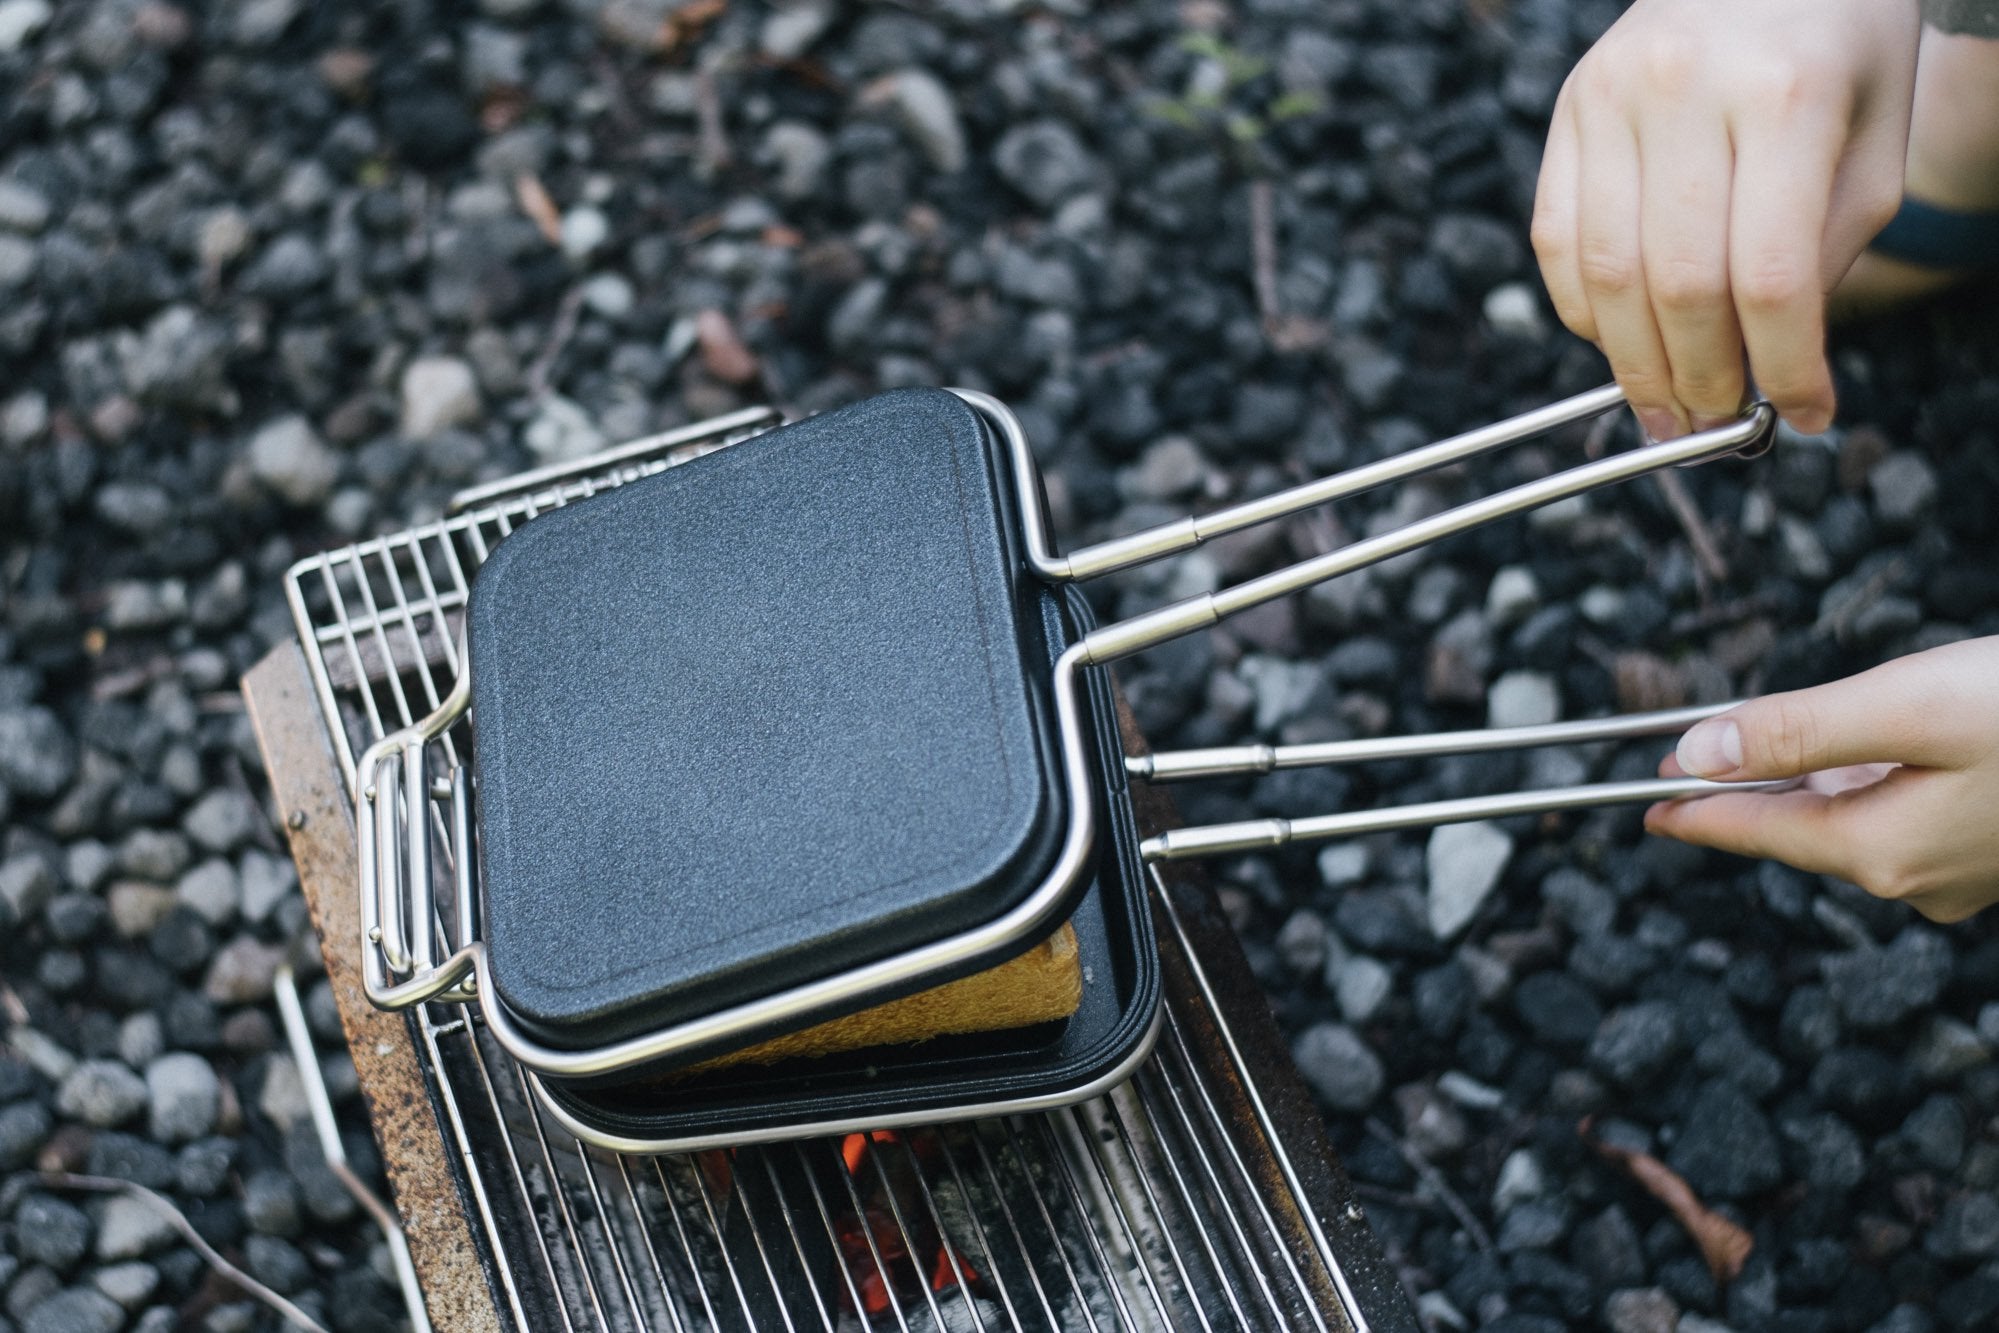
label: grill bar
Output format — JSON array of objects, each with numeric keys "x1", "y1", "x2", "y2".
[{"x1": 283, "y1": 413, "x2": 1411, "y2": 1333}]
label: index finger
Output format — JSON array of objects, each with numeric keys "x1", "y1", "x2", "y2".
[{"x1": 1728, "y1": 99, "x2": 1846, "y2": 434}]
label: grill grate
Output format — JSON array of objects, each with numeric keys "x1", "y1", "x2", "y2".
[{"x1": 285, "y1": 418, "x2": 1374, "y2": 1332}]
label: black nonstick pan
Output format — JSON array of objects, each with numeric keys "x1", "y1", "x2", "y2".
[{"x1": 354, "y1": 381, "x2": 1779, "y2": 1141}]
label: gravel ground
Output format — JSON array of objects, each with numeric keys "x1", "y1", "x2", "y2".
[{"x1": 3, "y1": 1, "x2": 1999, "y2": 1330}]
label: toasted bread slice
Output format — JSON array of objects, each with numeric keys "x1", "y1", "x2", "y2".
[{"x1": 677, "y1": 922, "x2": 1083, "y2": 1075}]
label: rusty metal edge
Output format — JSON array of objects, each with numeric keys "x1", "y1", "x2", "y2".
[
  {"x1": 243, "y1": 643, "x2": 506, "y2": 1333},
  {"x1": 1118, "y1": 696, "x2": 1419, "y2": 1333}
]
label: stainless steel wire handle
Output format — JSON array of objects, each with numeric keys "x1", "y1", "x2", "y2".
[
  {"x1": 957, "y1": 381, "x2": 1781, "y2": 866},
  {"x1": 356, "y1": 383, "x2": 1776, "y2": 1077},
  {"x1": 1132, "y1": 704, "x2": 1794, "y2": 863}
]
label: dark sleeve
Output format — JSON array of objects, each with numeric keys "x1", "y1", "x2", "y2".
[{"x1": 1924, "y1": 0, "x2": 1999, "y2": 36}]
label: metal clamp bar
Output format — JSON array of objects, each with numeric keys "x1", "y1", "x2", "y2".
[
  {"x1": 1139, "y1": 776, "x2": 1793, "y2": 862},
  {"x1": 445, "y1": 405, "x2": 782, "y2": 516},
  {"x1": 1052, "y1": 383, "x2": 1627, "y2": 581},
  {"x1": 1080, "y1": 404, "x2": 1775, "y2": 664},
  {"x1": 1129, "y1": 702, "x2": 1738, "y2": 782}
]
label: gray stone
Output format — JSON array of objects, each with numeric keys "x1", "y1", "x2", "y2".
[
  {"x1": 0, "y1": 853, "x2": 58, "y2": 920},
  {"x1": 23, "y1": 1288, "x2": 123, "y2": 1333},
  {"x1": 0, "y1": 179, "x2": 51, "y2": 232},
  {"x1": 95, "y1": 1193, "x2": 175, "y2": 1260},
  {"x1": 559, "y1": 206, "x2": 608, "y2": 262},
  {"x1": 0, "y1": 1100, "x2": 51, "y2": 1168},
  {"x1": 14, "y1": 1194, "x2": 91, "y2": 1268},
  {"x1": 91, "y1": 1261, "x2": 159, "y2": 1310},
  {"x1": 1291, "y1": 1023, "x2": 1384, "y2": 1111},
  {"x1": 1492, "y1": 1149, "x2": 1546, "y2": 1213},
  {"x1": 146, "y1": 1052, "x2": 220, "y2": 1143},
  {"x1": 760, "y1": 0, "x2": 832, "y2": 58},
  {"x1": 1667, "y1": 1081, "x2": 1782, "y2": 1201},
  {"x1": 875, "y1": 69, "x2": 965, "y2": 173},
  {"x1": 399, "y1": 356, "x2": 482, "y2": 440},
  {"x1": 1277, "y1": 29, "x2": 1350, "y2": 95},
  {"x1": 1821, "y1": 927, "x2": 1953, "y2": 1030},
  {"x1": 1496, "y1": 1199, "x2": 1567, "y2": 1251},
  {"x1": 0, "y1": 231, "x2": 35, "y2": 286},
  {"x1": 1483, "y1": 282, "x2": 1545, "y2": 339},
  {"x1": 1603, "y1": 1288, "x2": 1679, "y2": 1333},
  {"x1": 242, "y1": 1169, "x2": 301, "y2": 1236},
  {"x1": 244, "y1": 232, "x2": 327, "y2": 295},
  {"x1": 580, "y1": 273, "x2": 633, "y2": 320},
  {"x1": 1544, "y1": 867, "x2": 1616, "y2": 939},
  {"x1": 523, "y1": 395, "x2": 604, "y2": 463},
  {"x1": 256, "y1": 1055, "x2": 310, "y2": 1131},
  {"x1": 1317, "y1": 842, "x2": 1370, "y2": 889},
  {"x1": 232, "y1": 0, "x2": 303, "y2": 45},
  {"x1": 117, "y1": 1013, "x2": 164, "y2": 1069},
  {"x1": 1484, "y1": 566, "x2": 1539, "y2": 627},
  {"x1": 1869, "y1": 451, "x2": 1937, "y2": 528},
  {"x1": 1911, "y1": 1015, "x2": 1988, "y2": 1082},
  {"x1": 237, "y1": 850, "x2": 295, "y2": 924},
  {"x1": 1928, "y1": 1191, "x2": 1999, "y2": 1261},
  {"x1": 175, "y1": 859, "x2": 239, "y2": 926},
  {"x1": 1332, "y1": 954, "x2": 1393, "y2": 1024},
  {"x1": 1274, "y1": 910, "x2": 1327, "y2": 976},
  {"x1": 202, "y1": 935, "x2": 287, "y2": 1005},
  {"x1": 247, "y1": 415, "x2": 338, "y2": 507},
  {"x1": 1425, "y1": 820, "x2": 1512, "y2": 939},
  {"x1": 55, "y1": 1060, "x2": 148, "y2": 1128},
  {"x1": 1589, "y1": 1002, "x2": 1684, "y2": 1088},
  {"x1": 1487, "y1": 670, "x2": 1560, "y2": 728},
  {"x1": 120, "y1": 830, "x2": 188, "y2": 882},
  {"x1": 1120, "y1": 436, "x2": 1208, "y2": 502},
  {"x1": 0, "y1": 706, "x2": 77, "y2": 798},
  {"x1": 993, "y1": 121, "x2": 1098, "y2": 209},
  {"x1": 182, "y1": 790, "x2": 261, "y2": 854},
  {"x1": 761, "y1": 122, "x2": 832, "y2": 201},
  {"x1": 0, "y1": 0, "x2": 52, "y2": 52}
]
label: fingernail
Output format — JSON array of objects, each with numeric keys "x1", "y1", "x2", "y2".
[
  {"x1": 1635, "y1": 408, "x2": 1679, "y2": 442},
  {"x1": 1677, "y1": 719, "x2": 1742, "y2": 778}
]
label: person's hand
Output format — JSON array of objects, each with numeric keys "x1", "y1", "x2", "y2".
[
  {"x1": 1643, "y1": 637, "x2": 1999, "y2": 922},
  {"x1": 1531, "y1": 0, "x2": 1921, "y2": 440}
]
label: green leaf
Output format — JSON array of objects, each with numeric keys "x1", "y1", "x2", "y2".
[
  {"x1": 1226, "y1": 113, "x2": 1263, "y2": 143},
  {"x1": 1267, "y1": 90, "x2": 1324, "y2": 121}
]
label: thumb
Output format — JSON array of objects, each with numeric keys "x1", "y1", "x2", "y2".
[{"x1": 1676, "y1": 657, "x2": 1962, "y2": 781}]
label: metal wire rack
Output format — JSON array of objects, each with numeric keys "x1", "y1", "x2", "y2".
[{"x1": 284, "y1": 411, "x2": 1381, "y2": 1332}]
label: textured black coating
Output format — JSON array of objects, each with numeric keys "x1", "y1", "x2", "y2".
[
  {"x1": 467, "y1": 389, "x2": 1070, "y2": 1050},
  {"x1": 538, "y1": 587, "x2": 1161, "y2": 1133}
]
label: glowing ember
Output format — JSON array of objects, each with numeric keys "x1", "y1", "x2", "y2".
[{"x1": 832, "y1": 1129, "x2": 980, "y2": 1316}]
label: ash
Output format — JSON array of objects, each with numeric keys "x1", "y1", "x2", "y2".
[{"x1": 3, "y1": 1, "x2": 1998, "y2": 1331}]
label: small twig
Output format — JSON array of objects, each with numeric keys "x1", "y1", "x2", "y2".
[
  {"x1": 1365, "y1": 1118, "x2": 1494, "y2": 1253},
  {"x1": 0, "y1": 978, "x2": 27, "y2": 1027},
  {"x1": 1248, "y1": 177, "x2": 1280, "y2": 331},
  {"x1": 36, "y1": 1173, "x2": 332, "y2": 1333},
  {"x1": 525, "y1": 284, "x2": 586, "y2": 400},
  {"x1": 1653, "y1": 467, "x2": 1730, "y2": 589},
  {"x1": 694, "y1": 65, "x2": 731, "y2": 176},
  {"x1": 1583, "y1": 410, "x2": 1617, "y2": 461}
]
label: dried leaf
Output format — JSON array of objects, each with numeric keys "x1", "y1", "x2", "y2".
[
  {"x1": 317, "y1": 48, "x2": 374, "y2": 99},
  {"x1": 1581, "y1": 1118, "x2": 1754, "y2": 1284},
  {"x1": 660, "y1": 0, "x2": 728, "y2": 53},
  {"x1": 695, "y1": 309, "x2": 760, "y2": 386},
  {"x1": 514, "y1": 174, "x2": 563, "y2": 247}
]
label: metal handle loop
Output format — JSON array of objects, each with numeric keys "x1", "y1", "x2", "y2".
[
  {"x1": 356, "y1": 663, "x2": 476, "y2": 1011},
  {"x1": 1132, "y1": 703, "x2": 1795, "y2": 863}
]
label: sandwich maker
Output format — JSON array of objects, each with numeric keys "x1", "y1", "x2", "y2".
[{"x1": 355, "y1": 382, "x2": 1779, "y2": 1147}]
